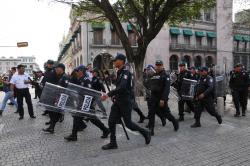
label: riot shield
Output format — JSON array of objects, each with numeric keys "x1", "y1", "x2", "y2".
[
  {"x1": 181, "y1": 78, "x2": 197, "y2": 100},
  {"x1": 67, "y1": 83, "x2": 107, "y2": 118},
  {"x1": 38, "y1": 82, "x2": 81, "y2": 114}
]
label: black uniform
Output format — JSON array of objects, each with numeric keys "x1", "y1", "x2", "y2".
[
  {"x1": 91, "y1": 76, "x2": 106, "y2": 93},
  {"x1": 43, "y1": 71, "x2": 68, "y2": 133},
  {"x1": 143, "y1": 71, "x2": 166, "y2": 125},
  {"x1": 102, "y1": 66, "x2": 150, "y2": 150},
  {"x1": 131, "y1": 75, "x2": 146, "y2": 123},
  {"x1": 192, "y1": 75, "x2": 222, "y2": 127},
  {"x1": 65, "y1": 75, "x2": 109, "y2": 141},
  {"x1": 177, "y1": 70, "x2": 194, "y2": 120},
  {"x1": 91, "y1": 76, "x2": 107, "y2": 114},
  {"x1": 148, "y1": 70, "x2": 179, "y2": 135},
  {"x1": 229, "y1": 70, "x2": 250, "y2": 116},
  {"x1": 41, "y1": 67, "x2": 54, "y2": 115}
]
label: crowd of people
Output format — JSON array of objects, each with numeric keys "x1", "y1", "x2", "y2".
[{"x1": 0, "y1": 52, "x2": 249, "y2": 150}]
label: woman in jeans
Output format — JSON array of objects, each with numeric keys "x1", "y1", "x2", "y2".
[{"x1": 0, "y1": 76, "x2": 18, "y2": 116}]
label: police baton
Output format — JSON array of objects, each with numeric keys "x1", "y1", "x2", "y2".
[{"x1": 99, "y1": 69, "x2": 130, "y2": 140}]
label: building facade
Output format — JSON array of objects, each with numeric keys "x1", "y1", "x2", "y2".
[
  {"x1": 59, "y1": 0, "x2": 249, "y2": 74},
  {"x1": 0, "y1": 56, "x2": 40, "y2": 75}
]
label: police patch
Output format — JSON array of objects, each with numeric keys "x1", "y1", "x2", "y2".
[{"x1": 124, "y1": 75, "x2": 128, "y2": 79}]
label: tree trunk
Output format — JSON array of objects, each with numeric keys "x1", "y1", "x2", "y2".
[{"x1": 132, "y1": 50, "x2": 147, "y2": 97}]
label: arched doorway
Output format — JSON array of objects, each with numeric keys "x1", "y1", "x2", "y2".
[
  {"x1": 205, "y1": 56, "x2": 213, "y2": 67},
  {"x1": 194, "y1": 56, "x2": 202, "y2": 67},
  {"x1": 183, "y1": 55, "x2": 191, "y2": 68},
  {"x1": 169, "y1": 55, "x2": 179, "y2": 71},
  {"x1": 93, "y1": 53, "x2": 113, "y2": 70}
]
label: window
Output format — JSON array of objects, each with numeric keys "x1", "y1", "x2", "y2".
[
  {"x1": 195, "y1": 56, "x2": 202, "y2": 67},
  {"x1": 170, "y1": 55, "x2": 179, "y2": 71},
  {"x1": 183, "y1": 55, "x2": 191, "y2": 67},
  {"x1": 74, "y1": 59, "x2": 76, "y2": 68},
  {"x1": 244, "y1": 42, "x2": 248, "y2": 51},
  {"x1": 128, "y1": 32, "x2": 137, "y2": 46},
  {"x1": 171, "y1": 34, "x2": 178, "y2": 44},
  {"x1": 184, "y1": 36, "x2": 191, "y2": 45},
  {"x1": 6, "y1": 62, "x2": 9, "y2": 65},
  {"x1": 93, "y1": 29, "x2": 103, "y2": 45},
  {"x1": 204, "y1": 9, "x2": 212, "y2": 21},
  {"x1": 206, "y1": 56, "x2": 213, "y2": 66},
  {"x1": 30, "y1": 65, "x2": 33, "y2": 69},
  {"x1": 196, "y1": 37, "x2": 202, "y2": 47},
  {"x1": 80, "y1": 55, "x2": 83, "y2": 65},
  {"x1": 111, "y1": 31, "x2": 120, "y2": 45},
  {"x1": 207, "y1": 37, "x2": 213, "y2": 48},
  {"x1": 77, "y1": 57, "x2": 79, "y2": 66},
  {"x1": 194, "y1": 12, "x2": 202, "y2": 20}
]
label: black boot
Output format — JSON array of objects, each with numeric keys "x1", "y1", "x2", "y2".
[
  {"x1": 178, "y1": 116, "x2": 184, "y2": 122},
  {"x1": 216, "y1": 115, "x2": 222, "y2": 124},
  {"x1": 172, "y1": 119, "x2": 179, "y2": 131},
  {"x1": 45, "y1": 121, "x2": 51, "y2": 125},
  {"x1": 138, "y1": 115, "x2": 146, "y2": 123},
  {"x1": 42, "y1": 127, "x2": 54, "y2": 134},
  {"x1": 191, "y1": 121, "x2": 201, "y2": 128},
  {"x1": 161, "y1": 117, "x2": 166, "y2": 126},
  {"x1": 59, "y1": 115, "x2": 64, "y2": 123},
  {"x1": 141, "y1": 130, "x2": 151, "y2": 145},
  {"x1": 0, "y1": 110, "x2": 3, "y2": 116},
  {"x1": 242, "y1": 110, "x2": 246, "y2": 117},
  {"x1": 101, "y1": 129, "x2": 110, "y2": 139},
  {"x1": 64, "y1": 134, "x2": 77, "y2": 141},
  {"x1": 234, "y1": 113, "x2": 240, "y2": 117},
  {"x1": 42, "y1": 111, "x2": 48, "y2": 116},
  {"x1": 102, "y1": 139, "x2": 118, "y2": 150}
]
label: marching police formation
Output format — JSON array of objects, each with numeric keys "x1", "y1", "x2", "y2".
[{"x1": 0, "y1": 52, "x2": 249, "y2": 150}]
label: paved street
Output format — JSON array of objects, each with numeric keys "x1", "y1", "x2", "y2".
[{"x1": 1, "y1": 89, "x2": 250, "y2": 166}]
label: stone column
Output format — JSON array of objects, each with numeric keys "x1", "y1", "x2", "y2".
[{"x1": 216, "y1": 0, "x2": 233, "y2": 74}]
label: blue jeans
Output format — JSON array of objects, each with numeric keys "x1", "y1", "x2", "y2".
[{"x1": 1, "y1": 91, "x2": 18, "y2": 111}]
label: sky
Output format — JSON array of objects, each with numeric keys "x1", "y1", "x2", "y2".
[{"x1": 0, "y1": 0, "x2": 249, "y2": 70}]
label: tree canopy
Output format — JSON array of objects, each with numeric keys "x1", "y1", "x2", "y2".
[{"x1": 55, "y1": 0, "x2": 215, "y2": 72}]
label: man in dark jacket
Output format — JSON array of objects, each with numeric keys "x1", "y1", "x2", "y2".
[
  {"x1": 191, "y1": 66, "x2": 222, "y2": 128},
  {"x1": 229, "y1": 64, "x2": 250, "y2": 117},
  {"x1": 42, "y1": 63, "x2": 69, "y2": 134}
]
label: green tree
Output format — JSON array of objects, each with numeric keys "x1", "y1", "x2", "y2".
[{"x1": 54, "y1": 0, "x2": 214, "y2": 84}]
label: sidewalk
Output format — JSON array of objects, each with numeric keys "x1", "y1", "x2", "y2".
[{"x1": 0, "y1": 90, "x2": 250, "y2": 166}]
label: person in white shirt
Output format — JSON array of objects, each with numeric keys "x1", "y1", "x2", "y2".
[{"x1": 10, "y1": 64, "x2": 36, "y2": 120}]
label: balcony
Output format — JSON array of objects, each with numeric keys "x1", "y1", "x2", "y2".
[
  {"x1": 170, "y1": 43, "x2": 217, "y2": 52},
  {"x1": 234, "y1": 47, "x2": 250, "y2": 53}
]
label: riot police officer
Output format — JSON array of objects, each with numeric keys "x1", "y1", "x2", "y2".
[
  {"x1": 41, "y1": 60, "x2": 55, "y2": 116},
  {"x1": 190, "y1": 67, "x2": 199, "y2": 81},
  {"x1": 101, "y1": 53, "x2": 151, "y2": 150},
  {"x1": 147, "y1": 60, "x2": 179, "y2": 136},
  {"x1": 91, "y1": 68, "x2": 106, "y2": 93},
  {"x1": 64, "y1": 65, "x2": 110, "y2": 141},
  {"x1": 143, "y1": 65, "x2": 167, "y2": 126},
  {"x1": 131, "y1": 74, "x2": 146, "y2": 123},
  {"x1": 42, "y1": 63, "x2": 69, "y2": 134},
  {"x1": 229, "y1": 64, "x2": 250, "y2": 117},
  {"x1": 191, "y1": 66, "x2": 222, "y2": 128},
  {"x1": 177, "y1": 63, "x2": 194, "y2": 121}
]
